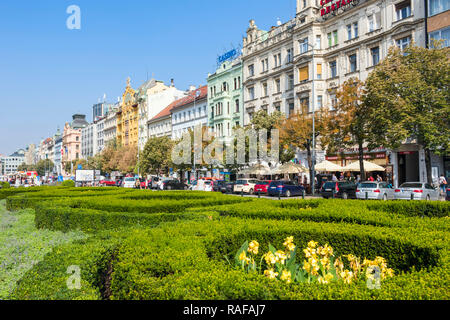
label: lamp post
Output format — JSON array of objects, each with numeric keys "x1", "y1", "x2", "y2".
[{"x1": 306, "y1": 42, "x2": 316, "y2": 196}]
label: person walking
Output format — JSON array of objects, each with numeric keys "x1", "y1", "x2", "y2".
[
  {"x1": 376, "y1": 174, "x2": 382, "y2": 182},
  {"x1": 439, "y1": 174, "x2": 447, "y2": 195},
  {"x1": 368, "y1": 175, "x2": 375, "y2": 182}
]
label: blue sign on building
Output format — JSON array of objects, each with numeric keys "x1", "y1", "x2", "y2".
[{"x1": 217, "y1": 48, "x2": 240, "y2": 65}]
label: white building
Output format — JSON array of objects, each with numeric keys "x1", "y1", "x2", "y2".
[
  {"x1": 242, "y1": 0, "x2": 427, "y2": 185},
  {"x1": 81, "y1": 122, "x2": 97, "y2": 159},
  {"x1": 1, "y1": 149, "x2": 25, "y2": 175},
  {"x1": 171, "y1": 86, "x2": 208, "y2": 140},
  {"x1": 104, "y1": 103, "x2": 119, "y2": 147},
  {"x1": 148, "y1": 101, "x2": 176, "y2": 138},
  {"x1": 137, "y1": 79, "x2": 187, "y2": 150},
  {"x1": 95, "y1": 117, "x2": 105, "y2": 155}
]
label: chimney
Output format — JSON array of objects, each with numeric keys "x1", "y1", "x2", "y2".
[{"x1": 170, "y1": 79, "x2": 174, "y2": 87}]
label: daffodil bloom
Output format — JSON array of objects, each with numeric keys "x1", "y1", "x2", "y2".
[
  {"x1": 283, "y1": 236, "x2": 294, "y2": 247},
  {"x1": 320, "y1": 257, "x2": 330, "y2": 270},
  {"x1": 303, "y1": 261, "x2": 311, "y2": 273},
  {"x1": 280, "y1": 270, "x2": 292, "y2": 283},
  {"x1": 275, "y1": 250, "x2": 287, "y2": 264},
  {"x1": 239, "y1": 251, "x2": 251, "y2": 265},
  {"x1": 248, "y1": 240, "x2": 259, "y2": 255},
  {"x1": 264, "y1": 269, "x2": 279, "y2": 280},
  {"x1": 308, "y1": 241, "x2": 318, "y2": 249},
  {"x1": 264, "y1": 252, "x2": 277, "y2": 265},
  {"x1": 340, "y1": 270, "x2": 354, "y2": 284},
  {"x1": 286, "y1": 243, "x2": 296, "y2": 252}
]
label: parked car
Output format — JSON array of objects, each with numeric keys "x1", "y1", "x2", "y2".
[
  {"x1": 394, "y1": 182, "x2": 439, "y2": 201},
  {"x1": 234, "y1": 179, "x2": 259, "y2": 195},
  {"x1": 225, "y1": 181, "x2": 236, "y2": 194},
  {"x1": 356, "y1": 181, "x2": 395, "y2": 200},
  {"x1": 267, "y1": 180, "x2": 305, "y2": 197},
  {"x1": 162, "y1": 180, "x2": 188, "y2": 190},
  {"x1": 122, "y1": 177, "x2": 137, "y2": 189},
  {"x1": 254, "y1": 180, "x2": 272, "y2": 194},
  {"x1": 212, "y1": 180, "x2": 227, "y2": 193},
  {"x1": 100, "y1": 179, "x2": 116, "y2": 187},
  {"x1": 115, "y1": 179, "x2": 123, "y2": 188},
  {"x1": 320, "y1": 181, "x2": 357, "y2": 199},
  {"x1": 203, "y1": 181, "x2": 213, "y2": 192}
]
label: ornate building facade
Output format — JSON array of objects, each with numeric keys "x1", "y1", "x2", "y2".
[{"x1": 117, "y1": 78, "x2": 139, "y2": 147}]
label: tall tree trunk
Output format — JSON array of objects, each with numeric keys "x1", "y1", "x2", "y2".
[
  {"x1": 358, "y1": 141, "x2": 366, "y2": 181},
  {"x1": 425, "y1": 148, "x2": 433, "y2": 185}
]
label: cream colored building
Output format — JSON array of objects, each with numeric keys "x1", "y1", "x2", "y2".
[{"x1": 242, "y1": 0, "x2": 426, "y2": 184}]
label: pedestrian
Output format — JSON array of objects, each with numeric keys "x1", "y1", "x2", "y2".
[
  {"x1": 332, "y1": 174, "x2": 338, "y2": 182},
  {"x1": 376, "y1": 174, "x2": 382, "y2": 182},
  {"x1": 439, "y1": 174, "x2": 447, "y2": 195},
  {"x1": 368, "y1": 175, "x2": 374, "y2": 182}
]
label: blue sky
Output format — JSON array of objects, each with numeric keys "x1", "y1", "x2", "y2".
[{"x1": 0, "y1": 0, "x2": 295, "y2": 155}]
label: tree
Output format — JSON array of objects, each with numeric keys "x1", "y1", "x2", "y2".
[
  {"x1": 17, "y1": 162, "x2": 36, "y2": 172},
  {"x1": 276, "y1": 103, "x2": 329, "y2": 185},
  {"x1": 364, "y1": 43, "x2": 450, "y2": 184},
  {"x1": 322, "y1": 78, "x2": 370, "y2": 180},
  {"x1": 116, "y1": 145, "x2": 138, "y2": 174},
  {"x1": 250, "y1": 110, "x2": 285, "y2": 139},
  {"x1": 36, "y1": 159, "x2": 54, "y2": 176},
  {"x1": 139, "y1": 136, "x2": 174, "y2": 175}
]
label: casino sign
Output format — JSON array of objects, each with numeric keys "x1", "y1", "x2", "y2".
[{"x1": 320, "y1": 0, "x2": 360, "y2": 18}]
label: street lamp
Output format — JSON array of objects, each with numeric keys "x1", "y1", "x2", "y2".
[{"x1": 306, "y1": 42, "x2": 317, "y2": 196}]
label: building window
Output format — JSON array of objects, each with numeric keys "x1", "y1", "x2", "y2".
[
  {"x1": 288, "y1": 74, "x2": 294, "y2": 90},
  {"x1": 300, "y1": 37, "x2": 309, "y2": 54},
  {"x1": 235, "y1": 99, "x2": 240, "y2": 113},
  {"x1": 429, "y1": 27, "x2": 450, "y2": 47},
  {"x1": 300, "y1": 97, "x2": 309, "y2": 111},
  {"x1": 347, "y1": 24, "x2": 352, "y2": 40},
  {"x1": 287, "y1": 48, "x2": 293, "y2": 63},
  {"x1": 317, "y1": 64, "x2": 322, "y2": 79},
  {"x1": 238, "y1": 76, "x2": 241, "y2": 88},
  {"x1": 275, "y1": 104, "x2": 281, "y2": 112},
  {"x1": 429, "y1": 0, "x2": 450, "y2": 16},
  {"x1": 396, "y1": 36, "x2": 411, "y2": 50},
  {"x1": 262, "y1": 82, "x2": 268, "y2": 96},
  {"x1": 299, "y1": 66, "x2": 309, "y2": 83},
  {"x1": 274, "y1": 53, "x2": 281, "y2": 67},
  {"x1": 330, "y1": 60, "x2": 337, "y2": 78},
  {"x1": 317, "y1": 95, "x2": 323, "y2": 109},
  {"x1": 288, "y1": 103, "x2": 295, "y2": 116},
  {"x1": 227, "y1": 102, "x2": 230, "y2": 114},
  {"x1": 248, "y1": 64, "x2": 254, "y2": 77},
  {"x1": 368, "y1": 14, "x2": 375, "y2": 32},
  {"x1": 353, "y1": 22, "x2": 359, "y2": 38},
  {"x1": 303, "y1": 0, "x2": 307, "y2": 8},
  {"x1": 330, "y1": 92, "x2": 337, "y2": 110},
  {"x1": 327, "y1": 32, "x2": 332, "y2": 47},
  {"x1": 349, "y1": 54, "x2": 357, "y2": 73},
  {"x1": 275, "y1": 78, "x2": 281, "y2": 93},
  {"x1": 371, "y1": 47, "x2": 380, "y2": 66},
  {"x1": 248, "y1": 87, "x2": 255, "y2": 100},
  {"x1": 261, "y1": 58, "x2": 269, "y2": 72},
  {"x1": 333, "y1": 30, "x2": 338, "y2": 46},
  {"x1": 396, "y1": 1, "x2": 411, "y2": 21},
  {"x1": 315, "y1": 35, "x2": 321, "y2": 49}
]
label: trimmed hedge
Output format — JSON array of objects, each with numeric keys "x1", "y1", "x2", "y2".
[
  {"x1": 367, "y1": 201, "x2": 450, "y2": 218},
  {"x1": 61, "y1": 180, "x2": 75, "y2": 187},
  {"x1": 5, "y1": 187, "x2": 450, "y2": 300}
]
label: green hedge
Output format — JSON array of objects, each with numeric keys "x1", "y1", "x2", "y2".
[
  {"x1": 1, "y1": 181, "x2": 10, "y2": 189},
  {"x1": 61, "y1": 180, "x2": 75, "y2": 187},
  {"x1": 367, "y1": 201, "x2": 450, "y2": 218}
]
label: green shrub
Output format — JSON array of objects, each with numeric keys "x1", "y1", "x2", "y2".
[
  {"x1": 367, "y1": 201, "x2": 450, "y2": 218},
  {"x1": 61, "y1": 180, "x2": 75, "y2": 187},
  {"x1": 1, "y1": 181, "x2": 10, "y2": 189}
]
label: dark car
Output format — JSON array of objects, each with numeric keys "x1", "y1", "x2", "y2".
[
  {"x1": 115, "y1": 179, "x2": 123, "y2": 187},
  {"x1": 267, "y1": 180, "x2": 305, "y2": 197},
  {"x1": 212, "y1": 180, "x2": 227, "y2": 193},
  {"x1": 320, "y1": 181, "x2": 357, "y2": 199},
  {"x1": 225, "y1": 181, "x2": 236, "y2": 194},
  {"x1": 162, "y1": 180, "x2": 188, "y2": 190}
]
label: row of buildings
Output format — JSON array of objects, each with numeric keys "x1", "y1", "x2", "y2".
[{"x1": 2, "y1": 0, "x2": 449, "y2": 185}]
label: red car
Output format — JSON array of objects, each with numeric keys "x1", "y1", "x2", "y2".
[
  {"x1": 254, "y1": 180, "x2": 272, "y2": 194},
  {"x1": 100, "y1": 179, "x2": 116, "y2": 187}
]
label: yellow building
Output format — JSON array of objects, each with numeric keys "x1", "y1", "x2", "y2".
[{"x1": 117, "y1": 78, "x2": 138, "y2": 147}]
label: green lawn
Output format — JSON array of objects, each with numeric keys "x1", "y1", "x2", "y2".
[{"x1": 0, "y1": 199, "x2": 87, "y2": 299}]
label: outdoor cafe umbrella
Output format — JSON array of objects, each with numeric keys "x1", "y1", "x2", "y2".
[
  {"x1": 342, "y1": 160, "x2": 386, "y2": 172},
  {"x1": 314, "y1": 160, "x2": 344, "y2": 172},
  {"x1": 238, "y1": 163, "x2": 272, "y2": 176},
  {"x1": 273, "y1": 162, "x2": 309, "y2": 174}
]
